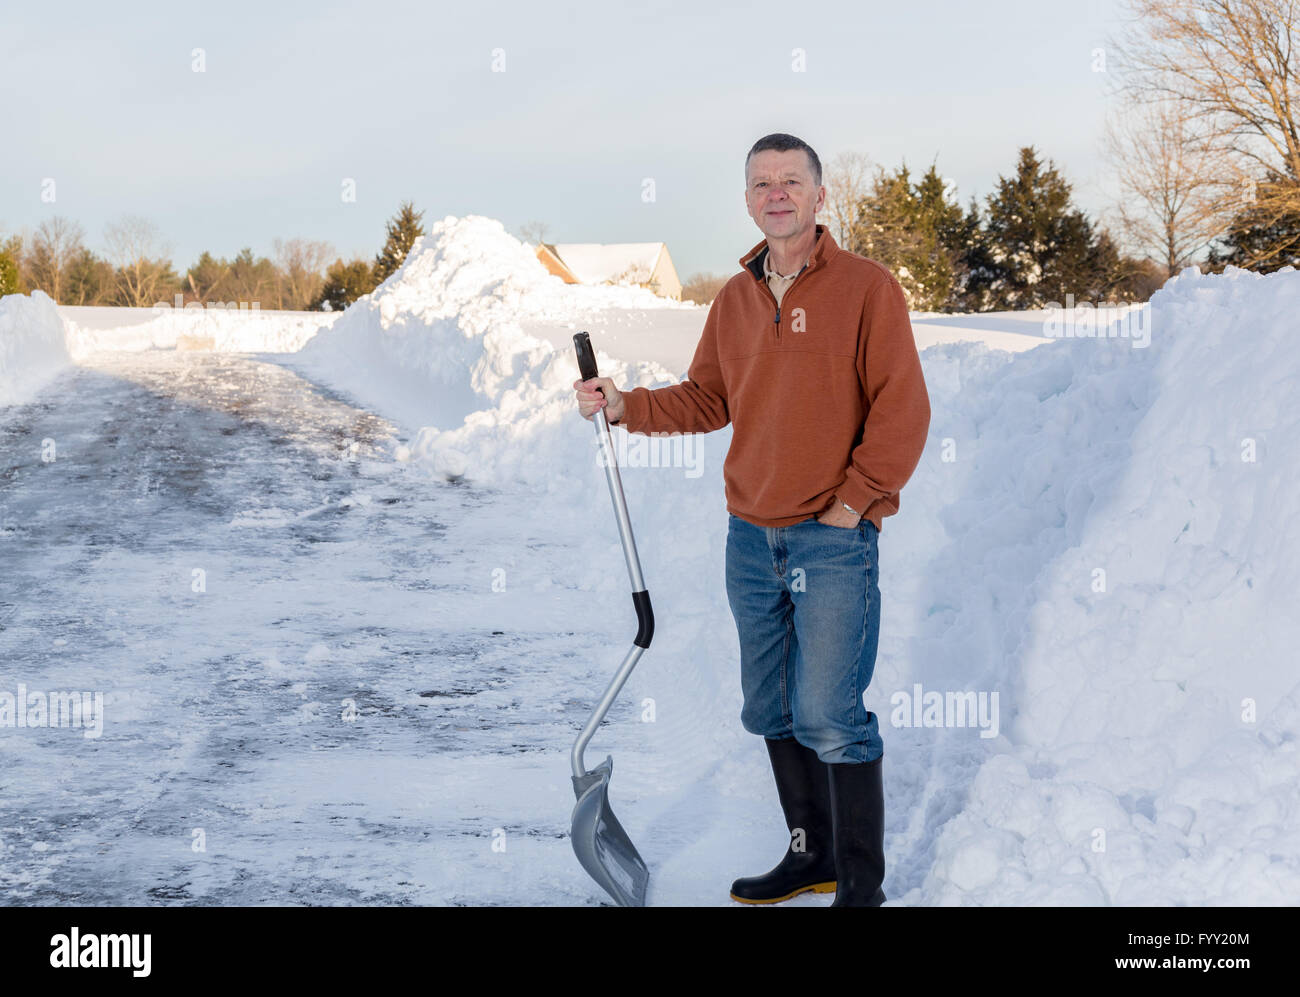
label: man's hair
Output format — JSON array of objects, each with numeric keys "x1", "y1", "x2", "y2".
[{"x1": 745, "y1": 133, "x2": 823, "y2": 187}]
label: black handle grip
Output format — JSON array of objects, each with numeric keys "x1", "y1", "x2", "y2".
[
  {"x1": 574, "y1": 331, "x2": 600, "y2": 384},
  {"x1": 632, "y1": 589, "x2": 654, "y2": 649}
]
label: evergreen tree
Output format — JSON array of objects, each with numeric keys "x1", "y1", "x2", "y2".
[
  {"x1": 181, "y1": 248, "x2": 279, "y2": 306},
  {"x1": 185, "y1": 251, "x2": 230, "y2": 302},
  {"x1": 1206, "y1": 173, "x2": 1300, "y2": 273},
  {"x1": 1084, "y1": 228, "x2": 1136, "y2": 300},
  {"x1": 948, "y1": 197, "x2": 994, "y2": 311},
  {"x1": 225, "y1": 247, "x2": 279, "y2": 305},
  {"x1": 0, "y1": 249, "x2": 22, "y2": 296},
  {"x1": 906, "y1": 164, "x2": 967, "y2": 310},
  {"x1": 974, "y1": 146, "x2": 1122, "y2": 309},
  {"x1": 373, "y1": 201, "x2": 426, "y2": 284},
  {"x1": 0, "y1": 236, "x2": 24, "y2": 296},
  {"x1": 64, "y1": 249, "x2": 114, "y2": 305},
  {"x1": 851, "y1": 165, "x2": 918, "y2": 270},
  {"x1": 850, "y1": 162, "x2": 967, "y2": 311},
  {"x1": 314, "y1": 258, "x2": 377, "y2": 312}
]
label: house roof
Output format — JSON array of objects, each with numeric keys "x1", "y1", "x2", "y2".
[
  {"x1": 536, "y1": 243, "x2": 578, "y2": 283},
  {"x1": 548, "y1": 243, "x2": 666, "y2": 285}
]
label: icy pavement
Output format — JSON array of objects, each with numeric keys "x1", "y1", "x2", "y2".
[{"x1": 0, "y1": 350, "x2": 677, "y2": 906}]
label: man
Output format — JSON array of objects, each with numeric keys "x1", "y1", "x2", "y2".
[{"x1": 573, "y1": 132, "x2": 930, "y2": 907}]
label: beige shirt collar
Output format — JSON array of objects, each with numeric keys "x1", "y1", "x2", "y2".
[
  {"x1": 763, "y1": 247, "x2": 808, "y2": 307},
  {"x1": 763, "y1": 247, "x2": 809, "y2": 281}
]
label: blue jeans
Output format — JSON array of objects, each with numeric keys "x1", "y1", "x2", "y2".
[{"x1": 725, "y1": 513, "x2": 883, "y2": 764}]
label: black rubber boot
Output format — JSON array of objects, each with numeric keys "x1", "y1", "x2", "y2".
[
  {"x1": 826, "y1": 755, "x2": 887, "y2": 906},
  {"x1": 730, "y1": 736, "x2": 837, "y2": 904}
]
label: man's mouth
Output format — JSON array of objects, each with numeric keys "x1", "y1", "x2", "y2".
[{"x1": 769, "y1": 210, "x2": 793, "y2": 217}]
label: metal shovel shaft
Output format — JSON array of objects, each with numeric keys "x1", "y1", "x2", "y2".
[
  {"x1": 570, "y1": 400, "x2": 652, "y2": 778},
  {"x1": 570, "y1": 331, "x2": 654, "y2": 778}
]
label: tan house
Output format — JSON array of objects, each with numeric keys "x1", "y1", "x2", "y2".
[{"x1": 537, "y1": 241, "x2": 682, "y2": 300}]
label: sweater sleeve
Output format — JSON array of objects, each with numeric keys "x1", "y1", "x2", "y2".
[
  {"x1": 616, "y1": 295, "x2": 731, "y2": 435},
  {"x1": 834, "y1": 274, "x2": 931, "y2": 516}
]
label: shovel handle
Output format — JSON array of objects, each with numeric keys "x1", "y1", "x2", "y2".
[
  {"x1": 575, "y1": 331, "x2": 601, "y2": 386},
  {"x1": 571, "y1": 330, "x2": 655, "y2": 779},
  {"x1": 573, "y1": 330, "x2": 643, "y2": 596}
]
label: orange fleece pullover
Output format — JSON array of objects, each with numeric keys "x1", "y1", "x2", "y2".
[{"x1": 615, "y1": 224, "x2": 931, "y2": 532}]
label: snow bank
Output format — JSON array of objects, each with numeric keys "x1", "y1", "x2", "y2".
[
  {"x1": 289, "y1": 215, "x2": 701, "y2": 455},
  {"x1": 0, "y1": 291, "x2": 72, "y2": 405},
  {"x1": 61, "y1": 304, "x2": 336, "y2": 359},
  {"x1": 898, "y1": 265, "x2": 1300, "y2": 905},
  {"x1": 296, "y1": 220, "x2": 1297, "y2": 905}
]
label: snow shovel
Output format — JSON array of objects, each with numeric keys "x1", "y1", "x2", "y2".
[{"x1": 569, "y1": 330, "x2": 654, "y2": 907}]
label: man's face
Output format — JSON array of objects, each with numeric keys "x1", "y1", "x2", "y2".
[{"x1": 744, "y1": 149, "x2": 825, "y2": 242}]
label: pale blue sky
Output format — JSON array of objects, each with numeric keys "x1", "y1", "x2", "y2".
[{"x1": 1, "y1": 0, "x2": 1130, "y2": 280}]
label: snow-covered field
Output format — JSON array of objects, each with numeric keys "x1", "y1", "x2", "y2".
[
  {"x1": 61, "y1": 303, "x2": 339, "y2": 358},
  {"x1": 1, "y1": 215, "x2": 1295, "y2": 905}
]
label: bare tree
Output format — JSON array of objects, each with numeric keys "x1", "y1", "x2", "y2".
[
  {"x1": 28, "y1": 217, "x2": 87, "y2": 304},
  {"x1": 104, "y1": 216, "x2": 176, "y2": 307},
  {"x1": 519, "y1": 220, "x2": 550, "y2": 246},
  {"x1": 611, "y1": 262, "x2": 652, "y2": 286},
  {"x1": 681, "y1": 272, "x2": 728, "y2": 304},
  {"x1": 821, "y1": 150, "x2": 874, "y2": 249},
  {"x1": 1102, "y1": 97, "x2": 1236, "y2": 275},
  {"x1": 1111, "y1": 0, "x2": 1300, "y2": 267},
  {"x1": 273, "y1": 237, "x2": 335, "y2": 310}
]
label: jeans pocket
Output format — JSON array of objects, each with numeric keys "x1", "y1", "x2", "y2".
[
  {"x1": 861, "y1": 520, "x2": 876, "y2": 568},
  {"x1": 816, "y1": 519, "x2": 858, "y2": 532}
]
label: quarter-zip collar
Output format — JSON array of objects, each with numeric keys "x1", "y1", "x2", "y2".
[
  {"x1": 740, "y1": 222, "x2": 838, "y2": 284},
  {"x1": 740, "y1": 223, "x2": 838, "y2": 340}
]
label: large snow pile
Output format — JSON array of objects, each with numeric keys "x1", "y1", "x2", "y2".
[
  {"x1": 290, "y1": 215, "x2": 700, "y2": 457},
  {"x1": 884, "y1": 265, "x2": 1300, "y2": 904},
  {"x1": 61, "y1": 305, "x2": 336, "y2": 358},
  {"x1": 0, "y1": 291, "x2": 72, "y2": 405},
  {"x1": 296, "y1": 225, "x2": 1298, "y2": 904}
]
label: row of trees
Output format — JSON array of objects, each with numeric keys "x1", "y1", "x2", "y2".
[
  {"x1": 824, "y1": 147, "x2": 1162, "y2": 311},
  {"x1": 682, "y1": 146, "x2": 1162, "y2": 310},
  {"x1": 680, "y1": 0, "x2": 1300, "y2": 308},
  {"x1": 0, "y1": 202, "x2": 428, "y2": 311}
]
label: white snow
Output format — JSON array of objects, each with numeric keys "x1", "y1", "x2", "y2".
[
  {"x1": 4, "y1": 211, "x2": 1296, "y2": 906},
  {"x1": 888, "y1": 265, "x2": 1300, "y2": 904},
  {"x1": 286, "y1": 215, "x2": 699, "y2": 452},
  {"x1": 61, "y1": 304, "x2": 337, "y2": 359},
  {"x1": 0, "y1": 291, "x2": 72, "y2": 405},
  {"x1": 910, "y1": 309, "x2": 1057, "y2": 352}
]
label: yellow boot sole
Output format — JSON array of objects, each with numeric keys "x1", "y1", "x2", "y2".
[{"x1": 729, "y1": 881, "x2": 837, "y2": 904}]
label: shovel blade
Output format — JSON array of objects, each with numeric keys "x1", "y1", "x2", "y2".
[{"x1": 570, "y1": 755, "x2": 648, "y2": 907}]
